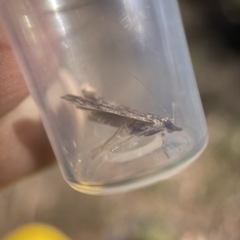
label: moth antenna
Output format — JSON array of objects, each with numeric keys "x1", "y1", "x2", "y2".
[
  {"x1": 172, "y1": 102, "x2": 175, "y2": 123},
  {"x1": 127, "y1": 73, "x2": 170, "y2": 118}
]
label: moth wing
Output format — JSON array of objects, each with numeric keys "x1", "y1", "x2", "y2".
[
  {"x1": 61, "y1": 94, "x2": 152, "y2": 123},
  {"x1": 89, "y1": 111, "x2": 134, "y2": 127}
]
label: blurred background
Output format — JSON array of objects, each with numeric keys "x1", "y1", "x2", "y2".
[{"x1": 1, "y1": 0, "x2": 240, "y2": 239}]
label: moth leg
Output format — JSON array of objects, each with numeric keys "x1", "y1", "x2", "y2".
[
  {"x1": 161, "y1": 131, "x2": 170, "y2": 158},
  {"x1": 102, "y1": 124, "x2": 125, "y2": 149},
  {"x1": 106, "y1": 121, "x2": 138, "y2": 156},
  {"x1": 108, "y1": 135, "x2": 134, "y2": 156},
  {"x1": 124, "y1": 120, "x2": 137, "y2": 135},
  {"x1": 140, "y1": 129, "x2": 169, "y2": 158},
  {"x1": 92, "y1": 122, "x2": 127, "y2": 157},
  {"x1": 102, "y1": 121, "x2": 130, "y2": 150}
]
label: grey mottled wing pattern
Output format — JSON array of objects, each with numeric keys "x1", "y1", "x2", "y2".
[
  {"x1": 88, "y1": 111, "x2": 134, "y2": 128},
  {"x1": 61, "y1": 94, "x2": 157, "y2": 124}
]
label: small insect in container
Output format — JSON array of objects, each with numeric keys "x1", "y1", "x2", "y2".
[{"x1": 0, "y1": 0, "x2": 208, "y2": 194}]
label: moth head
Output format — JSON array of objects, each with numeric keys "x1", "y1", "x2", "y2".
[{"x1": 163, "y1": 118, "x2": 182, "y2": 133}]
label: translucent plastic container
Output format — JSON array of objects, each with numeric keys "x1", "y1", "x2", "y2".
[{"x1": 0, "y1": 0, "x2": 208, "y2": 194}]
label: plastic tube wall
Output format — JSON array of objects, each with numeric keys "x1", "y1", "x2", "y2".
[{"x1": 0, "y1": 0, "x2": 208, "y2": 194}]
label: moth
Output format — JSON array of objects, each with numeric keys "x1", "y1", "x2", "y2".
[{"x1": 61, "y1": 85, "x2": 182, "y2": 157}]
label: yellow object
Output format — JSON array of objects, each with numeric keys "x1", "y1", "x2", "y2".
[{"x1": 2, "y1": 223, "x2": 71, "y2": 240}]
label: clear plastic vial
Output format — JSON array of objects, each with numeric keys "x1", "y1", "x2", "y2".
[{"x1": 0, "y1": 0, "x2": 208, "y2": 194}]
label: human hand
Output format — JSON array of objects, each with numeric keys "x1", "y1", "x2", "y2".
[{"x1": 0, "y1": 23, "x2": 54, "y2": 188}]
